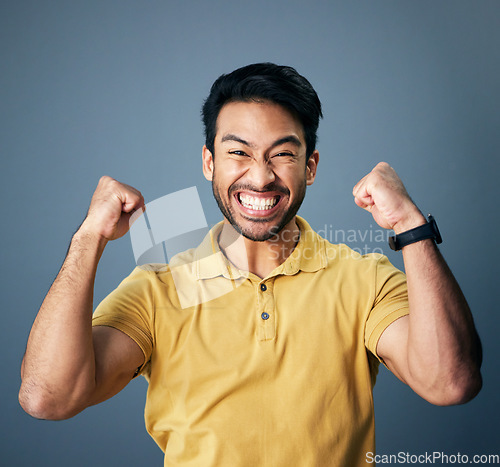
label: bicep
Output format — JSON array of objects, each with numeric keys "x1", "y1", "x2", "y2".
[
  {"x1": 376, "y1": 315, "x2": 410, "y2": 385},
  {"x1": 89, "y1": 325, "x2": 145, "y2": 406}
]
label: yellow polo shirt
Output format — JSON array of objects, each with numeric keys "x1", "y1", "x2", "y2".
[{"x1": 92, "y1": 216, "x2": 409, "y2": 466}]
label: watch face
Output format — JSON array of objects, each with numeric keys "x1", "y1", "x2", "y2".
[
  {"x1": 429, "y1": 216, "x2": 442, "y2": 244},
  {"x1": 388, "y1": 235, "x2": 399, "y2": 251}
]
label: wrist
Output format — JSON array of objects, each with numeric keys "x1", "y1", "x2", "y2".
[
  {"x1": 392, "y1": 209, "x2": 426, "y2": 235},
  {"x1": 389, "y1": 214, "x2": 442, "y2": 251},
  {"x1": 73, "y1": 223, "x2": 109, "y2": 252}
]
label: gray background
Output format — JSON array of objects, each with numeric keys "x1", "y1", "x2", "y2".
[{"x1": 1, "y1": 1, "x2": 499, "y2": 465}]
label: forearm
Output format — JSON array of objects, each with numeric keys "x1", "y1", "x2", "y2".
[
  {"x1": 354, "y1": 163, "x2": 481, "y2": 404},
  {"x1": 400, "y1": 226, "x2": 482, "y2": 404},
  {"x1": 19, "y1": 228, "x2": 108, "y2": 419}
]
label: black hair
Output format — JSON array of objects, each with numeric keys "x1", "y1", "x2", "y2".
[{"x1": 201, "y1": 63, "x2": 323, "y2": 160}]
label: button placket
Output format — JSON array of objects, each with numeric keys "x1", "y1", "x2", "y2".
[{"x1": 256, "y1": 280, "x2": 275, "y2": 341}]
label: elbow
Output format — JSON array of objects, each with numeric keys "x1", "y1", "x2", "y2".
[
  {"x1": 19, "y1": 382, "x2": 84, "y2": 421},
  {"x1": 438, "y1": 335, "x2": 484, "y2": 405},
  {"x1": 446, "y1": 370, "x2": 482, "y2": 405},
  {"x1": 423, "y1": 369, "x2": 482, "y2": 406}
]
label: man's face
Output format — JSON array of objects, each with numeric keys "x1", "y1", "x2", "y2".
[{"x1": 202, "y1": 100, "x2": 319, "y2": 242}]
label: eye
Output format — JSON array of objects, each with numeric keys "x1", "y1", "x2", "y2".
[
  {"x1": 273, "y1": 152, "x2": 295, "y2": 158},
  {"x1": 228, "y1": 150, "x2": 249, "y2": 157}
]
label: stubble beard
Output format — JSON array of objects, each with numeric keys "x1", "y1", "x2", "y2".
[{"x1": 211, "y1": 173, "x2": 307, "y2": 242}]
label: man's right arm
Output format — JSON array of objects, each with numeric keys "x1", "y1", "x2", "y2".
[{"x1": 19, "y1": 176, "x2": 146, "y2": 420}]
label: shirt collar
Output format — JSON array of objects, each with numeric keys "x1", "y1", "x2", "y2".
[
  {"x1": 194, "y1": 223, "x2": 247, "y2": 280},
  {"x1": 272, "y1": 216, "x2": 327, "y2": 276},
  {"x1": 194, "y1": 216, "x2": 327, "y2": 280}
]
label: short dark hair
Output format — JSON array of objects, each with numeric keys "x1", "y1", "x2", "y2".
[{"x1": 201, "y1": 63, "x2": 323, "y2": 160}]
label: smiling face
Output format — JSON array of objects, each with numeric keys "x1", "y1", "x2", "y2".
[{"x1": 202, "y1": 100, "x2": 319, "y2": 242}]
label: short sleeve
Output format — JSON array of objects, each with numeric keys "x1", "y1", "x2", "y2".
[
  {"x1": 92, "y1": 267, "x2": 155, "y2": 374},
  {"x1": 364, "y1": 255, "x2": 409, "y2": 360}
]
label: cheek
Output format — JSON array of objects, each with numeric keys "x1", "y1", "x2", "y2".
[
  {"x1": 277, "y1": 166, "x2": 307, "y2": 188},
  {"x1": 214, "y1": 161, "x2": 247, "y2": 184}
]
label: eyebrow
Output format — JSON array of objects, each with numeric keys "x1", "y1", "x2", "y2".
[
  {"x1": 220, "y1": 134, "x2": 302, "y2": 150},
  {"x1": 221, "y1": 134, "x2": 256, "y2": 148}
]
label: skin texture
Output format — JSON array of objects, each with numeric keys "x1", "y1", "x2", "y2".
[
  {"x1": 19, "y1": 102, "x2": 481, "y2": 422},
  {"x1": 202, "y1": 101, "x2": 318, "y2": 278},
  {"x1": 19, "y1": 177, "x2": 146, "y2": 419},
  {"x1": 353, "y1": 162, "x2": 482, "y2": 405}
]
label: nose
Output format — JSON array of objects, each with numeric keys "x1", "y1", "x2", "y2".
[{"x1": 247, "y1": 161, "x2": 276, "y2": 189}]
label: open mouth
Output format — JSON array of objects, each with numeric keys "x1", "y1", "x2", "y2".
[{"x1": 235, "y1": 192, "x2": 282, "y2": 213}]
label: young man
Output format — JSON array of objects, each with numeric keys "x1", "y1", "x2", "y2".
[{"x1": 20, "y1": 63, "x2": 482, "y2": 465}]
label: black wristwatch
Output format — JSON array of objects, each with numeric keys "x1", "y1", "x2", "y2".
[{"x1": 389, "y1": 214, "x2": 442, "y2": 251}]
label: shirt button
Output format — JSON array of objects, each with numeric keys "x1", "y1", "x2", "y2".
[
  {"x1": 260, "y1": 283, "x2": 267, "y2": 292},
  {"x1": 261, "y1": 312, "x2": 270, "y2": 320}
]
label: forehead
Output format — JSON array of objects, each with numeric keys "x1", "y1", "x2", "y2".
[{"x1": 215, "y1": 101, "x2": 305, "y2": 143}]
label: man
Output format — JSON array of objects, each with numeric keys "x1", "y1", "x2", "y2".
[{"x1": 20, "y1": 63, "x2": 482, "y2": 465}]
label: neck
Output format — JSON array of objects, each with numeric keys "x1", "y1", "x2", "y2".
[{"x1": 218, "y1": 218, "x2": 300, "y2": 279}]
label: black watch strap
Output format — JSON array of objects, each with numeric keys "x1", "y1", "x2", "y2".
[{"x1": 389, "y1": 214, "x2": 442, "y2": 251}]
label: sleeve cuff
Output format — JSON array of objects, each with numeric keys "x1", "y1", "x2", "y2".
[
  {"x1": 92, "y1": 315, "x2": 153, "y2": 374},
  {"x1": 365, "y1": 307, "x2": 409, "y2": 362}
]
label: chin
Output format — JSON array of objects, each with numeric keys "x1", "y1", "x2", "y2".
[{"x1": 212, "y1": 179, "x2": 306, "y2": 243}]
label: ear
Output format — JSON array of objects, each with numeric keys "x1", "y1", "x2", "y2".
[
  {"x1": 202, "y1": 145, "x2": 214, "y2": 181},
  {"x1": 306, "y1": 150, "x2": 319, "y2": 186}
]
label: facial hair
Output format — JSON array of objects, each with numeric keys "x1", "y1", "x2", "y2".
[{"x1": 211, "y1": 173, "x2": 307, "y2": 242}]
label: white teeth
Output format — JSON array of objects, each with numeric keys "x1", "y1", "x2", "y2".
[{"x1": 239, "y1": 194, "x2": 278, "y2": 210}]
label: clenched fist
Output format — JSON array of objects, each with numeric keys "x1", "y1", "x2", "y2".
[
  {"x1": 79, "y1": 176, "x2": 145, "y2": 241},
  {"x1": 353, "y1": 162, "x2": 426, "y2": 233}
]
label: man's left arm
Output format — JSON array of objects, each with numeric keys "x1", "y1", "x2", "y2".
[{"x1": 353, "y1": 162, "x2": 482, "y2": 406}]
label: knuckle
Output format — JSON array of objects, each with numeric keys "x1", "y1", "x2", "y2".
[{"x1": 99, "y1": 175, "x2": 113, "y2": 184}]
